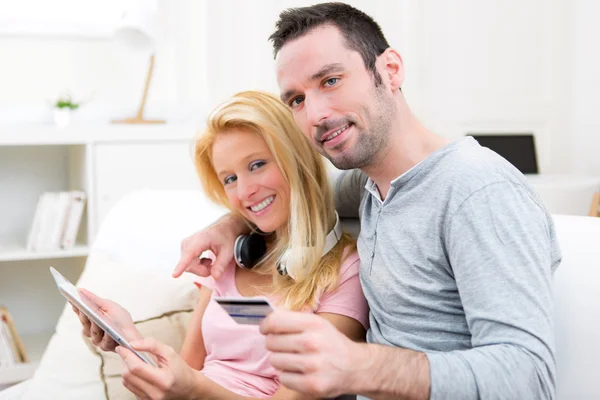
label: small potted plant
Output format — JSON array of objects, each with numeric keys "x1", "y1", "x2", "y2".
[{"x1": 53, "y1": 94, "x2": 80, "y2": 129}]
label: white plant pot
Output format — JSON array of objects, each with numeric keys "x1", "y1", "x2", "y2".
[{"x1": 53, "y1": 108, "x2": 72, "y2": 129}]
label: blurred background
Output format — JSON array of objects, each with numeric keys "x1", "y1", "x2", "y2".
[{"x1": 1, "y1": 0, "x2": 598, "y2": 173}]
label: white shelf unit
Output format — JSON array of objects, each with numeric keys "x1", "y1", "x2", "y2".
[
  {"x1": 0, "y1": 245, "x2": 89, "y2": 263},
  {"x1": 0, "y1": 331, "x2": 52, "y2": 387},
  {"x1": 0, "y1": 143, "x2": 91, "y2": 259},
  {"x1": 0, "y1": 123, "x2": 200, "y2": 386}
]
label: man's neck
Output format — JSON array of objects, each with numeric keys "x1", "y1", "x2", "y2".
[{"x1": 362, "y1": 109, "x2": 448, "y2": 200}]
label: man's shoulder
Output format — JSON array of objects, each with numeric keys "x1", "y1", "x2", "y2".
[
  {"x1": 425, "y1": 139, "x2": 537, "y2": 213},
  {"x1": 436, "y1": 139, "x2": 528, "y2": 192}
]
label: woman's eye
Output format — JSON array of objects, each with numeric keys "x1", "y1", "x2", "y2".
[
  {"x1": 250, "y1": 161, "x2": 266, "y2": 171},
  {"x1": 223, "y1": 175, "x2": 237, "y2": 185},
  {"x1": 324, "y1": 77, "x2": 339, "y2": 87}
]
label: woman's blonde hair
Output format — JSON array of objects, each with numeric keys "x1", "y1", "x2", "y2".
[{"x1": 195, "y1": 91, "x2": 355, "y2": 310}]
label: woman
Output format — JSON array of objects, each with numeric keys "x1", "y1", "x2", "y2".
[{"x1": 73, "y1": 91, "x2": 368, "y2": 399}]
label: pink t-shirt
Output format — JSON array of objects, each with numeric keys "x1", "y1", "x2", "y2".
[{"x1": 193, "y1": 249, "x2": 368, "y2": 398}]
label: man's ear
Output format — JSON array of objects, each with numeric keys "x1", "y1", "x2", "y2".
[{"x1": 379, "y1": 48, "x2": 404, "y2": 91}]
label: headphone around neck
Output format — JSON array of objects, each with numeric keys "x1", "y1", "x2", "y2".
[{"x1": 234, "y1": 212, "x2": 343, "y2": 279}]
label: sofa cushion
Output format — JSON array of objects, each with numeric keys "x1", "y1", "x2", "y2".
[
  {"x1": 552, "y1": 215, "x2": 600, "y2": 399},
  {"x1": 90, "y1": 189, "x2": 228, "y2": 273}
]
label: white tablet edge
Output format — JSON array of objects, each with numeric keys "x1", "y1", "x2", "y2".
[{"x1": 49, "y1": 266, "x2": 157, "y2": 367}]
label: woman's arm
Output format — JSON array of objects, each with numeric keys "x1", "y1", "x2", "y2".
[
  {"x1": 119, "y1": 338, "x2": 316, "y2": 400},
  {"x1": 118, "y1": 307, "x2": 363, "y2": 400},
  {"x1": 318, "y1": 312, "x2": 366, "y2": 342},
  {"x1": 187, "y1": 375, "x2": 315, "y2": 400},
  {"x1": 197, "y1": 313, "x2": 363, "y2": 400},
  {"x1": 180, "y1": 286, "x2": 212, "y2": 370}
]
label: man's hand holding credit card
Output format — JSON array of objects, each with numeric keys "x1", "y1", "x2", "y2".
[{"x1": 215, "y1": 296, "x2": 275, "y2": 325}]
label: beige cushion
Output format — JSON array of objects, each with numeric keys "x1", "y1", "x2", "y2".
[{"x1": 22, "y1": 253, "x2": 199, "y2": 400}]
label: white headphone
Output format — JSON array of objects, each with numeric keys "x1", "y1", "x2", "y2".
[
  {"x1": 234, "y1": 212, "x2": 343, "y2": 280},
  {"x1": 276, "y1": 212, "x2": 343, "y2": 279}
]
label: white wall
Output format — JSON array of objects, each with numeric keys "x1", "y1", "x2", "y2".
[
  {"x1": 0, "y1": 0, "x2": 598, "y2": 175},
  {"x1": 412, "y1": 0, "x2": 575, "y2": 174},
  {"x1": 202, "y1": 0, "x2": 414, "y2": 109},
  {"x1": 201, "y1": 0, "x2": 584, "y2": 175},
  {"x1": 0, "y1": 0, "x2": 208, "y2": 124},
  {"x1": 571, "y1": 0, "x2": 600, "y2": 175}
]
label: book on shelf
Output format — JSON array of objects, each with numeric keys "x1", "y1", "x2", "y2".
[
  {"x1": 26, "y1": 191, "x2": 86, "y2": 252},
  {"x1": 0, "y1": 306, "x2": 28, "y2": 367}
]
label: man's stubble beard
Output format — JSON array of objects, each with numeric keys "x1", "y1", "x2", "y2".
[{"x1": 326, "y1": 86, "x2": 396, "y2": 170}]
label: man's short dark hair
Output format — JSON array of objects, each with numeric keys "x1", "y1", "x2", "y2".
[{"x1": 269, "y1": 2, "x2": 390, "y2": 85}]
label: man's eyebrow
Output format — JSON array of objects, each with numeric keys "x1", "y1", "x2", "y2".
[
  {"x1": 280, "y1": 63, "x2": 345, "y2": 104},
  {"x1": 310, "y1": 63, "x2": 344, "y2": 81},
  {"x1": 281, "y1": 89, "x2": 296, "y2": 105}
]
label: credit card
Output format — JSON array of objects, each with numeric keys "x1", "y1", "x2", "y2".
[{"x1": 214, "y1": 296, "x2": 275, "y2": 325}]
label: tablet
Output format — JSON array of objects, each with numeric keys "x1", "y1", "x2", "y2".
[{"x1": 49, "y1": 266, "x2": 156, "y2": 367}]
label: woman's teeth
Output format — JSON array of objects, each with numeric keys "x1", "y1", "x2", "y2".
[{"x1": 250, "y1": 196, "x2": 274, "y2": 212}]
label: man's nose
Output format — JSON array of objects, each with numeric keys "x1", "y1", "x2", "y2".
[{"x1": 305, "y1": 94, "x2": 332, "y2": 128}]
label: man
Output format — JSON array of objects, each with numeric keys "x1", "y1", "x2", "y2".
[{"x1": 175, "y1": 3, "x2": 561, "y2": 399}]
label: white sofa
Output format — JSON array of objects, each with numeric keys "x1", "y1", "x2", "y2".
[{"x1": 1, "y1": 189, "x2": 599, "y2": 399}]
